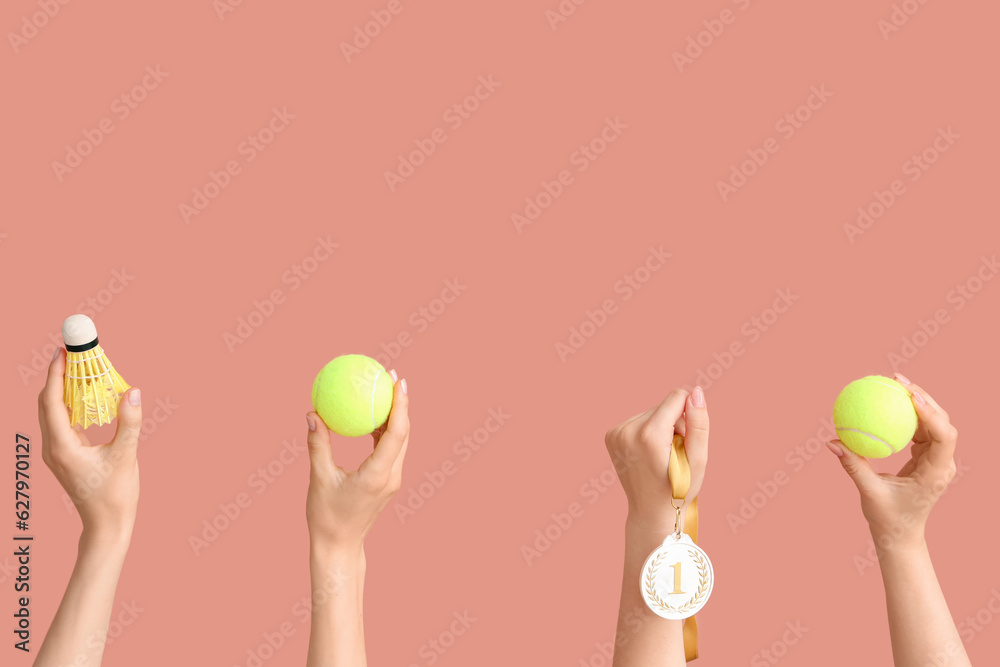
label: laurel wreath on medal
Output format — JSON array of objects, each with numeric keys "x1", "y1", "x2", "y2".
[{"x1": 645, "y1": 548, "x2": 710, "y2": 615}]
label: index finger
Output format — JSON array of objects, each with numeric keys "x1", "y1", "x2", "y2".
[
  {"x1": 641, "y1": 389, "x2": 689, "y2": 440},
  {"x1": 895, "y1": 374, "x2": 948, "y2": 415},
  {"x1": 906, "y1": 382, "x2": 957, "y2": 473},
  {"x1": 630, "y1": 389, "x2": 689, "y2": 471},
  {"x1": 361, "y1": 379, "x2": 409, "y2": 479}
]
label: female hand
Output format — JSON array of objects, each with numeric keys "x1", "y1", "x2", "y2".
[
  {"x1": 604, "y1": 387, "x2": 709, "y2": 533},
  {"x1": 34, "y1": 351, "x2": 142, "y2": 667},
  {"x1": 305, "y1": 373, "x2": 409, "y2": 553},
  {"x1": 827, "y1": 373, "x2": 958, "y2": 551},
  {"x1": 38, "y1": 349, "x2": 142, "y2": 537}
]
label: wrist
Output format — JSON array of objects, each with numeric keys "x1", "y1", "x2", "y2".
[
  {"x1": 626, "y1": 511, "x2": 678, "y2": 538},
  {"x1": 624, "y1": 514, "x2": 678, "y2": 556},
  {"x1": 309, "y1": 541, "x2": 365, "y2": 600},
  {"x1": 310, "y1": 538, "x2": 365, "y2": 567},
  {"x1": 869, "y1": 525, "x2": 927, "y2": 556},
  {"x1": 80, "y1": 518, "x2": 135, "y2": 546},
  {"x1": 80, "y1": 520, "x2": 133, "y2": 552}
]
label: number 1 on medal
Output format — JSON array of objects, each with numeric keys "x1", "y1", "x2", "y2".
[{"x1": 669, "y1": 562, "x2": 685, "y2": 595}]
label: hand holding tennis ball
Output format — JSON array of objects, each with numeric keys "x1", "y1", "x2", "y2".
[
  {"x1": 827, "y1": 374, "x2": 960, "y2": 551},
  {"x1": 306, "y1": 357, "x2": 409, "y2": 551}
]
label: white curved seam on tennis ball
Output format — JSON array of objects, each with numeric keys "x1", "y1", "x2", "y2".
[
  {"x1": 835, "y1": 427, "x2": 895, "y2": 455},
  {"x1": 370, "y1": 369, "x2": 383, "y2": 429},
  {"x1": 868, "y1": 378, "x2": 912, "y2": 400}
]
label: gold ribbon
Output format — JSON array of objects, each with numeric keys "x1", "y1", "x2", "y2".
[{"x1": 668, "y1": 434, "x2": 700, "y2": 661}]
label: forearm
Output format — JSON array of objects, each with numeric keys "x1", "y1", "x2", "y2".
[
  {"x1": 306, "y1": 542, "x2": 366, "y2": 667},
  {"x1": 34, "y1": 526, "x2": 132, "y2": 667},
  {"x1": 612, "y1": 517, "x2": 685, "y2": 667},
  {"x1": 877, "y1": 538, "x2": 970, "y2": 667}
]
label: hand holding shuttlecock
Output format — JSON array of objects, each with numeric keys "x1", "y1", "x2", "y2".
[{"x1": 61, "y1": 314, "x2": 130, "y2": 428}]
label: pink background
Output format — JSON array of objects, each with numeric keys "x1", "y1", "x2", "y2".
[{"x1": 3, "y1": 0, "x2": 999, "y2": 665}]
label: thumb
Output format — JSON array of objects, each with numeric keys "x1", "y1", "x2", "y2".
[
  {"x1": 112, "y1": 388, "x2": 143, "y2": 450},
  {"x1": 306, "y1": 412, "x2": 335, "y2": 476},
  {"x1": 827, "y1": 439, "x2": 881, "y2": 493}
]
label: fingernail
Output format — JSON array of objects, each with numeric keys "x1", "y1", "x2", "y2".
[
  {"x1": 911, "y1": 390, "x2": 927, "y2": 405},
  {"x1": 52, "y1": 347, "x2": 61, "y2": 360},
  {"x1": 390, "y1": 369, "x2": 398, "y2": 382},
  {"x1": 895, "y1": 373, "x2": 912, "y2": 385},
  {"x1": 306, "y1": 414, "x2": 316, "y2": 432},
  {"x1": 692, "y1": 386, "x2": 705, "y2": 408},
  {"x1": 401, "y1": 378, "x2": 407, "y2": 394},
  {"x1": 128, "y1": 388, "x2": 141, "y2": 406},
  {"x1": 826, "y1": 441, "x2": 844, "y2": 457}
]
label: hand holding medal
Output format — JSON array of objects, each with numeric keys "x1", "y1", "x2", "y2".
[
  {"x1": 640, "y1": 434, "x2": 715, "y2": 625},
  {"x1": 604, "y1": 387, "x2": 712, "y2": 662}
]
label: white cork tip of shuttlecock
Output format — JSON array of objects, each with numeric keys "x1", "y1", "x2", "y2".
[{"x1": 62, "y1": 314, "x2": 98, "y2": 347}]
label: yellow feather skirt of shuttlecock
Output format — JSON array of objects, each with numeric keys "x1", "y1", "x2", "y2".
[{"x1": 63, "y1": 345, "x2": 130, "y2": 428}]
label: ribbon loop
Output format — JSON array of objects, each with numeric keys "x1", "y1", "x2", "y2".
[{"x1": 668, "y1": 434, "x2": 700, "y2": 661}]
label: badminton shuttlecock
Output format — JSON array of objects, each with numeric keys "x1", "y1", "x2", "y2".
[{"x1": 62, "y1": 314, "x2": 130, "y2": 428}]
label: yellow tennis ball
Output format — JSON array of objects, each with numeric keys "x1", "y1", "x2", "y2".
[
  {"x1": 312, "y1": 354, "x2": 394, "y2": 437},
  {"x1": 832, "y1": 375, "x2": 918, "y2": 458}
]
